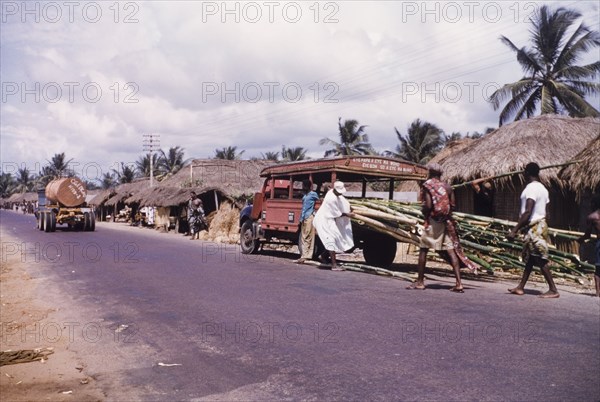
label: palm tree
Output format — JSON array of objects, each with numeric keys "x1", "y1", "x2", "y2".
[
  {"x1": 320, "y1": 118, "x2": 373, "y2": 157},
  {"x1": 261, "y1": 151, "x2": 280, "y2": 162},
  {"x1": 385, "y1": 119, "x2": 443, "y2": 164},
  {"x1": 281, "y1": 146, "x2": 308, "y2": 161},
  {"x1": 45, "y1": 152, "x2": 73, "y2": 178},
  {"x1": 136, "y1": 153, "x2": 161, "y2": 178},
  {"x1": 14, "y1": 168, "x2": 35, "y2": 193},
  {"x1": 113, "y1": 163, "x2": 136, "y2": 184},
  {"x1": 100, "y1": 172, "x2": 116, "y2": 189},
  {"x1": 490, "y1": 6, "x2": 600, "y2": 125},
  {"x1": 0, "y1": 172, "x2": 16, "y2": 197},
  {"x1": 36, "y1": 165, "x2": 55, "y2": 188},
  {"x1": 214, "y1": 146, "x2": 245, "y2": 160},
  {"x1": 159, "y1": 146, "x2": 190, "y2": 177}
]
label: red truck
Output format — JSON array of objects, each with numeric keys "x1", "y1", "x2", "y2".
[{"x1": 239, "y1": 156, "x2": 427, "y2": 267}]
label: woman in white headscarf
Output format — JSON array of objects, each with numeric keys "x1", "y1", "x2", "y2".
[{"x1": 313, "y1": 181, "x2": 354, "y2": 271}]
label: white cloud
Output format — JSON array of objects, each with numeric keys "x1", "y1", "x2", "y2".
[{"x1": 1, "y1": 0, "x2": 598, "y2": 178}]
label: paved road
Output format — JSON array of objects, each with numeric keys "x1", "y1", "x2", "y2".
[{"x1": 1, "y1": 210, "x2": 599, "y2": 401}]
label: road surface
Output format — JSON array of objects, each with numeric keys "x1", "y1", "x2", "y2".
[{"x1": 1, "y1": 210, "x2": 599, "y2": 401}]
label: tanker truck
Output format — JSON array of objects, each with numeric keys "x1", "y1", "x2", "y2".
[{"x1": 37, "y1": 177, "x2": 95, "y2": 232}]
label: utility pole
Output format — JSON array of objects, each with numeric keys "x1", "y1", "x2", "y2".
[{"x1": 142, "y1": 134, "x2": 161, "y2": 187}]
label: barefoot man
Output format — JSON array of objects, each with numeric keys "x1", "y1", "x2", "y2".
[
  {"x1": 577, "y1": 194, "x2": 600, "y2": 297},
  {"x1": 507, "y1": 162, "x2": 559, "y2": 298},
  {"x1": 408, "y1": 163, "x2": 478, "y2": 292}
]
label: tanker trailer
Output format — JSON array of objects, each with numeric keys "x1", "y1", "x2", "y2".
[{"x1": 37, "y1": 177, "x2": 95, "y2": 232}]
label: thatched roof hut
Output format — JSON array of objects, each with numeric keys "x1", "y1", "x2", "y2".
[
  {"x1": 435, "y1": 115, "x2": 599, "y2": 230},
  {"x1": 438, "y1": 115, "x2": 599, "y2": 188},
  {"x1": 559, "y1": 135, "x2": 600, "y2": 196},
  {"x1": 122, "y1": 159, "x2": 272, "y2": 210},
  {"x1": 104, "y1": 179, "x2": 150, "y2": 207},
  {"x1": 6, "y1": 192, "x2": 38, "y2": 203}
]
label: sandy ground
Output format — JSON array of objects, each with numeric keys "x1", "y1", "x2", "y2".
[{"x1": 0, "y1": 231, "x2": 106, "y2": 402}]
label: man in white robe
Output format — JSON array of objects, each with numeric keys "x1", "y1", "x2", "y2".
[{"x1": 313, "y1": 181, "x2": 354, "y2": 271}]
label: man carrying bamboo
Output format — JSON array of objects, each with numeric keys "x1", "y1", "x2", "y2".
[
  {"x1": 577, "y1": 194, "x2": 600, "y2": 297},
  {"x1": 408, "y1": 163, "x2": 478, "y2": 292},
  {"x1": 507, "y1": 162, "x2": 559, "y2": 298}
]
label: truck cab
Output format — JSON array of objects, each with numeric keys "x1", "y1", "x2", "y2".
[{"x1": 239, "y1": 156, "x2": 427, "y2": 267}]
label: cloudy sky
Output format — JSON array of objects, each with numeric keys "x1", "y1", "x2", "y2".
[{"x1": 1, "y1": 0, "x2": 598, "y2": 182}]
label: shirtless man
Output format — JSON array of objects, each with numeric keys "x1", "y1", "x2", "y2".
[{"x1": 577, "y1": 194, "x2": 600, "y2": 297}]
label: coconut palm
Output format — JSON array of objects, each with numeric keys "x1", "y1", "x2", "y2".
[
  {"x1": 14, "y1": 168, "x2": 35, "y2": 193},
  {"x1": 320, "y1": 118, "x2": 373, "y2": 157},
  {"x1": 100, "y1": 172, "x2": 116, "y2": 189},
  {"x1": 261, "y1": 151, "x2": 280, "y2": 162},
  {"x1": 385, "y1": 119, "x2": 443, "y2": 164},
  {"x1": 281, "y1": 146, "x2": 308, "y2": 161},
  {"x1": 490, "y1": 5, "x2": 600, "y2": 126},
  {"x1": 0, "y1": 172, "x2": 16, "y2": 197},
  {"x1": 113, "y1": 163, "x2": 136, "y2": 184},
  {"x1": 214, "y1": 146, "x2": 245, "y2": 160},
  {"x1": 136, "y1": 153, "x2": 161, "y2": 178},
  {"x1": 45, "y1": 152, "x2": 73, "y2": 178},
  {"x1": 159, "y1": 146, "x2": 190, "y2": 177}
]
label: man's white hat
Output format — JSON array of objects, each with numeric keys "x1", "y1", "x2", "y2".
[{"x1": 333, "y1": 181, "x2": 347, "y2": 194}]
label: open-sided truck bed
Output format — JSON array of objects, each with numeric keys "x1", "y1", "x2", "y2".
[{"x1": 239, "y1": 156, "x2": 428, "y2": 267}]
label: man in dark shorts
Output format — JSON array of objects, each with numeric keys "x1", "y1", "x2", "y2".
[{"x1": 578, "y1": 194, "x2": 600, "y2": 297}]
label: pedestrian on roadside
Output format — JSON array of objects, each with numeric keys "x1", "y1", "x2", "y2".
[
  {"x1": 507, "y1": 162, "x2": 559, "y2": 298},
  {"x1": 407, "y1": 163, "x2": 478, "y2": 292},
  {"x1": 312, "y1": 181, "x2": 354, "y2": 271},
  {"x1": 295, "y1": 180, "x2": 319, "y2": 264},
  {"x1": 186, "y1": 191, "x2": 197, "y2": 236},
  {"x1": 577, "y1": 194, "x2": 600, "y2": 297}
]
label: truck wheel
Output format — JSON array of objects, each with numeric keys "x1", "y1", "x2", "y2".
[
  {"x1": 89, "y1": 213, "x2": 96, "y2": 231},
  {"x1": 83, "y1": 212, "x2": 91, "y2": 231},
  {"x1": 363, "y1": 234, "x2": 397, "y2": 268},
  {"x1": 240, "y1": 220, "x2": 259, "y2": 254},
  {"x1": 44, "y1": 211, "x2": 56, "y2": 232},
  {"x1": 38, "y1": 212, "x2": 45, "y2": 231}
]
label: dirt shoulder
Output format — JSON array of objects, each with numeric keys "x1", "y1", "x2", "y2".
[{"x1": 1, "y1": 232, "x2": 106, "y2": 402}]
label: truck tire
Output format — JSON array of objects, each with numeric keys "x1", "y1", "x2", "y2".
[
  {"x1": 240, "y1": 220, "x2": 260, "y2": 254},
  {"x1": 38, "y1": 212, "x2": 45, "y2": 231},
  {"x1": 83, "y1": 212, "x2": 91, "y2": 231},
  {"x1": 44, "y1": 211, "x2": 56, "y2": 232},
  {"x1": 89, "y1": 212, "x2": 96, "y2": 231},
  {"x1": 363, "y1": 234, "x2": 397, "y2": 268}
]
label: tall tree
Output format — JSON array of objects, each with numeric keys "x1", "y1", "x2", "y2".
[
  {"x1": 281, "y1": 146, "x2": 307, "y2": 161},
  {"x1": 214, "y1": 146, "x2": 245, "y2": 160},
  {"x1": 320, "y1": 118, "x2": 373, "y2": 157},
  {"x1": 490, "y1": 5, "x2": 600, "y2": 125},
  {"x1": 261, "y1": 151, "x2": 280, "y2": 162},
  {"x1": 136, "y1": 153, "x2": 161, "y2": 178},
  {"x1": 113, "y1": 163, "x2": 136, "y2": 184},
  {"x1": 14, "y1": 168, "x2": 35, "y2": 193},
  {"x1": 100, "y1": 172, "x2": 116, "y2": 189},
  {"x1": 45, "y1": 152, "x2": 73, "y2": 179},
  {"x1": 159, "y1": 146, "x2": 190, "y2": 177},
  {"x1": 385, "y1": 119, "x2": 443, "y2": 164},
  {"x1": 0, "y1": 172, "x2": 16, "y2": 197}
]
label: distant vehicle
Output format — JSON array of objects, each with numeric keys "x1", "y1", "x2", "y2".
[
  {"x1": 37, "y1": 177, "x2": 95, "y2": 232},
  {"x1": 239, "y1": 156, "x2": 427, "y2": 267}
]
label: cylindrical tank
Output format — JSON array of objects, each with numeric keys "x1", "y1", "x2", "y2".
[{"x1": 45, "y1": 177, "x2": 87, "y2": 207}]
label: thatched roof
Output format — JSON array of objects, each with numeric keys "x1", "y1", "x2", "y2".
[
  {"x1": 559, "y1": 135, "x2": 600, "y2": 194},
  {"x1": 437, "y1": 115, "x2": 599, "y2": 187},
  {"x1": 6, "y1": 192, "x2": 38, "y2": 202},
  {"x1": 88, "y1": 189, "x2": 114, "y2": 206},
  {"x1": 103, "y1": 179, "x2": 151, "y2": 206},
  {"x1": 158, "y1": 159, "x2": 272, "y2": 199},
  {"x1": 429, "y1": 138, "x2": 475, "y2": 164}
]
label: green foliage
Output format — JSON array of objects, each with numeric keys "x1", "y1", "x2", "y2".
[{"x1": 490, "y1": 5, "x2": 600, "y2": 125}]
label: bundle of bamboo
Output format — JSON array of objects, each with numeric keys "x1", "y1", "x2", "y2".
[{"x1": 348, "y1": 199, "x2": 596, "y2": 281}]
